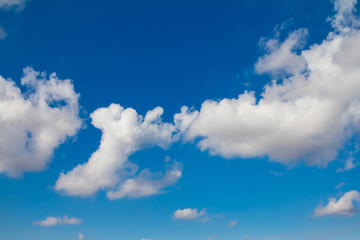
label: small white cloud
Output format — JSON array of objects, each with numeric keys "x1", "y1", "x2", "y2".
[
  {"x1": 78, "y1": 233, "x2": 84, "y2": 240},
  {"x1": 141, "y1": 239, "x2": 152, "y2": 240},
  {"x1": 173, "y1": 208, "x2": 208, "y2": 222},
  {"x1": 34, "y1": 215, "x2": 83, "y2": 226},
  {"x1": 337, "y1": 158, "x2": 359, "y2": 172},
  {"x1": 229, "y1": 220, "x2": 238, "y2": 227},
  {"x1": 314, "y1": 190, "x2": 360, "y2": 217},
  {"x1": 335, "y1": 182, "x2": 346, "y2": 189}
]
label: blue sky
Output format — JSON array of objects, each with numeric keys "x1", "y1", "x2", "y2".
[{"x1": 1, "y1": 0, "x2": 360, "y2": 240}]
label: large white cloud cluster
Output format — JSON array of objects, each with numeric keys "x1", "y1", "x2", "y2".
[
  {"x1": 182, "y1": 0, "x2": 360, "y2": 167},
  {"x1": 55, "y1": 105, "x2": 194, "y2": 198},
  {"x1": 54, "y1": 0, "x2": 360, "y2": 199},
  {"x1": 0, "y1": 67, "x2": 82, "y2": 176}
]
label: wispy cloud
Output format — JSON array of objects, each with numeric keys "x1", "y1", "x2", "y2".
[
  {"x1": 173, "y1": 208, "x2": 208, "y2": 222},
  {"x1": 34, "y1": 215, "x2": 83, "y2": 226},
  {"x1": 229, "y1": 220, "x2": 238, "y2": 227},
  {"x1": 337, "y1": 158, "x2": 359, "y2": 172},
  {"x1": 0, "y1": 0, "x2": 28, "y2": 11},
  {"x1": 334, "y1": 182, "x2": 346, "y2": 189},
  {"x1": 270, "y1": 170, "x2": 284, "y2": 176}
]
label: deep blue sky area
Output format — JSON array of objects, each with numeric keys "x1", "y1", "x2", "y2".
[
  {"x1": 1, "y1": 0, "x2": 334, "y2": 113},
  {"x1": 1, "y1": 1, "x2": 360, "y2": 240}
]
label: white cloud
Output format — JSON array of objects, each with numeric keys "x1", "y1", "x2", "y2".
[
  {"x1": 255, "y1": 28, "x2": 308, "y2": 76},
  {"x1": 173, "y1": 208, "x2": 208, "y2": 222},
  {"x1": 107, "y1": 162, "x2": 182, "y2": 199},
  {"x1": 53, "y1": 0, "x2": 360, "y2": 200},
  {"x1": 0, "y1": 67, "x2": 82, "y2": 177},
  {"x1": 335, "y1": 182, "x2": 346, "y2": 189},
  {"x1": 314, "y1": 190, "x2": 360, "y2": 217},
  {"x1": 337, "y1": 157, "x2": 359, "y2": 172},
  {"x1": 55, "y1": 104, "x2": 182, "y2": 198},
  {"x1": 179, "y1": 0, "x2": 360, "y2": 167},
  {"x1": 0, "y1": 26, "x2": 7, "y2": 39},
  {"x1": 330, "y1": 0, "x2": 360, "y2": 32},
  {"x1": 0, "y1": 0, "x2": 27, "y2": 10},
  {"x1": 78, "y1": 233, "x2": 84, "y2": 240},
  {"x1": 34, "y1": 215, "x2": 83, "y2": 226},
  {"x1": 229, "y1": 220, "x2": 238, "y2": 227}
]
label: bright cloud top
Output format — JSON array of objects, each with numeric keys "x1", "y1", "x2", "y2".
[
  {"x1": 173, "y1": 208, "x2": 207, "y2": 221},
  {"x1": 314, "y1": 190, "x2": 360, "y2": 217},
  {"x1": 179, "y1": 0, "x2": 360, "y2": 167},
  {"x1": 55, "y1": 105, "x2": 192, "y2": 198},
  {"x1": 0, "y1": 67, "x2": 82, "y2": 177},
  {"x1": 34, "y1": 215, "x2": 83, "y2": 226}
]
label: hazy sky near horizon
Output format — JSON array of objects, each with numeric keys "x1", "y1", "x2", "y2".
[{"x1": 1, "y1": 0, "x2": 360, "y2": 239}]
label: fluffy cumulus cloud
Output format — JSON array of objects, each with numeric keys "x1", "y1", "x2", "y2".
[
  {"x1": 34, "y1": 215, "x2": 82, "y2": 226},
  {"x1": 55, "y1": 105, "x2": 190, "y2": 198},
  {"x1": 0, "y1": 67, "x2": 82, "y2": 177},
  {"x1": 0, "y1": 0, "x2": 28, "y2": 10},
  {"x1": 173, "y1": 208, "x2": 208, "y2": 221},
  {"x1": 178, "y1": 0, "x2": 360, "y2": 167},
  {"x1": 314, "y1": 190, "x2": 360, "y2": 217}
]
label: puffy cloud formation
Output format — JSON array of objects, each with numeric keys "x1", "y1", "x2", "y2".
[
  {"x1": 0, "y1": 67, "x2": 82, "y2": 177},
  {"x1": 34, "y1": 215, "x2": 82, "y2": 226},
  {"x1": 314, "y1": 190, "x2": 360, "y2": 217},
  {"x1": 0, "y1": 0, "x2": 27, "y2": 10},
  {"x1": 173, "y1": 208, "x2": 207, "y2": 221},
  {"x1": 56, "y1": 104, "x2": 186, "y2": 198},
  {"x1": 180, "y1": 0, "x2": 360, "y2": 166}
]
